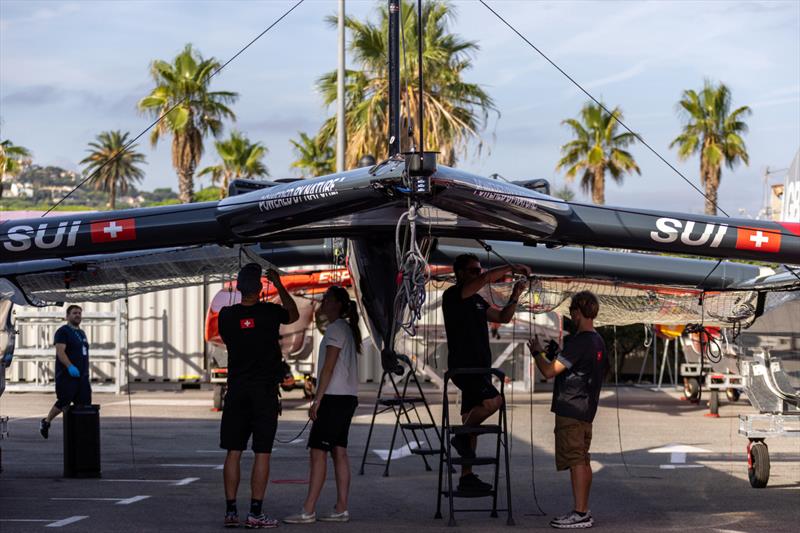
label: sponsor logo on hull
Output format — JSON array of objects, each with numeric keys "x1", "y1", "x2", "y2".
[
  {"x1": 649, "y1": 218, "x2": 728, "y2": 248},
  {"x1": 3, "y1": 221, "x2": 81, "y2": 252}
]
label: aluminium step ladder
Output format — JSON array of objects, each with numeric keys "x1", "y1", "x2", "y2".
[
  {"x1": 359, "y1": 353, "x2": 441, "y2": 477},
  {"x1": 435, "y1": 367, "x2": 514, "y2": 527}
]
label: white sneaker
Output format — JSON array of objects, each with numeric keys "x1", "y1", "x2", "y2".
[
  {"x1": 318, "y1": 509, "x2": 349, "y2": 522},
  {"x1": 283, "y1": 509, "x2": 316, "y2": 524},
  {"x1": 550, "y1": 510, "x2": 593, "y2": 529}
]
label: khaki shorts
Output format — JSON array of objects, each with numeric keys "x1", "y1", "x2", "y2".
[{"x1": 554, "y1": 415, "x2": 592, "y2": 471}]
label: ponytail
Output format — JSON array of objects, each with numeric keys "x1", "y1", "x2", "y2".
[
  {"x1": 346, "y1": 300, "x2": 363, "y2": 354},
  {"x1": 327, "y1": 286, "x2": 362, "y2": 354}
]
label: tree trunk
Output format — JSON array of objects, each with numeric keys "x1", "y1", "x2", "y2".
[
  {"x1": 705, "y1": 164, "x2": 720, "y2": 216},
  {"x1": 109, "y1": 178, "x2": 116, "y2": 210},
  {"x1": 177, "y1": 168, "x2": 194, "y2": 203},
  {"x1": 592, "y1": 167, "x2": 605, "y2": 205}
]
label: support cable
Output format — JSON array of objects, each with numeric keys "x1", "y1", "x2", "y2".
[{"x1": 44, "y1": 0, "x2": 306, "y2": 215}]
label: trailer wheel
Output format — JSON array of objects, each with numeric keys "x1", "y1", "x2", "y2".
[
  {"x1": 748, "y1": 441, "x2": 770, "y2": 488},
  {"x1": 213, "y1": 384, "x2": 226, "y2": 411},
  {"x1": 683, "y1": 377, "x2": 700, "y2": 401},
  {"x1": 726, "y1": 388, "x2": 740, "y2": 403}
]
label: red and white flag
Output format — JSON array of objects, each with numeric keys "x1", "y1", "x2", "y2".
[
  {"x1": 735, "y1": 227, "x2": 781, "y2": 253},
  {"x1": 240, "y1": 318, "x2": 255, "y2": 329},
  {"x1": 90, "y1": 218, "x2": 137, "y2": 243}
]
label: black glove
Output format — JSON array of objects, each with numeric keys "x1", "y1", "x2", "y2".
[{"x1": 545, "y1": 340, "x2": 560, "y2": 361}]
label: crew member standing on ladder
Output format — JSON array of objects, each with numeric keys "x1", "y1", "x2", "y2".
[
  {"x1": 39, "y1": 305, "x2": 91, "y2": 439},
  {"x1": 442, "y1": 253, "x2": 529, "y2": 492},
  {"x1": 529, "y1": 290, "x2": 606, "y2": 529},
  {"x1": 218, "y1": 263, "x2": 299, "y2": 529}
]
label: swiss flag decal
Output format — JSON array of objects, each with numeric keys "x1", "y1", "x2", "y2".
[
  {"x1": 735, "y1": 227, "x2": 781, "y2": 253},
  {"x1": 90, "y1": 218, "x2": 137, "y2": 243},
  {"x1": 240, "y1": 318, "x2": 255, "y2": 329}
]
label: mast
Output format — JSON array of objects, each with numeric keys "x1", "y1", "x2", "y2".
[
  {"x1": 336, "y1": 0, "x2": 346, "y2": 172},
  {"x1": 388, "y1": 0, "x2": 401, "y2": 157}
]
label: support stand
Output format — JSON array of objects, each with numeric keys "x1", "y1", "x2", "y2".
[
  {"x1": 435, "y1": 368, "x2": 514, "y2": 527},
  {"x1": 359, "y1": 354, "x2": 440, "y2": 477}
]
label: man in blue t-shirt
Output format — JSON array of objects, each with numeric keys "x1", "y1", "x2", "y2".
[
  {"x1": 529, "y1": 291, "x2": 606, "y2": 529},
  {"x1": 39, "y1": 304, "x2": 91, "y2": 439}
]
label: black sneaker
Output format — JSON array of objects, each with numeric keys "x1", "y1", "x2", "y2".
[
  {"x1": 39, "y1": 419, "x2": 50, "y2": 439},
  {"x1": 457, "y1": 473, "x2": 492, "y2": 492},
  {"x1": 450, "y1": 434, "x2": 475, "y2": 459}
]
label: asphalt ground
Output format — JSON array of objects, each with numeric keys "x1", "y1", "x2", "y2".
[{"x1": 0, "y1": 384, "x2": 798, "y2": 532}]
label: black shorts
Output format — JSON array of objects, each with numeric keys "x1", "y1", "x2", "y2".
[
  {"x1": 55, "y1": 376, "x2": 92, "y2": 409},
  {"x1": 308, "y1": 394, "x2": 358, "y2": 451},
  {"x1": 220, "y1": 383, "x2": 279, "y2": 453},
  {"x1": 451, "y1": 374, "x2": 500, "y2": 415}
]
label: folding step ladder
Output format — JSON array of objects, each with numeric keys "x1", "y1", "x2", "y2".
[
  {"x1": 359, "y1": 353, "x2": 441, "y2": 477},
  {"x1": 435, "y1": 367, "x2": 514, "y2": 526}
]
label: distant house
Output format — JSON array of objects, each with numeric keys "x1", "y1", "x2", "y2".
[{"x1": 7, "y1": 181, "x2": 35, "y2": 198}]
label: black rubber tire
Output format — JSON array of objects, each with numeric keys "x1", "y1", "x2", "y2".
[
  {"x1": 708, "y1": 390, "x2": 720, "y2": 415},
  {"x1": 748, "y1": 442, "x2": 770, "y2": 488},
  {"x1": 684, "y1": 377, "x2": 700, "y2": 401},
  {"x1": 726, "y1": 388, "x2": 741, "y2": 402},
  {"x1": 213, "y1": 384, "x2": 225, "y2": 410}
]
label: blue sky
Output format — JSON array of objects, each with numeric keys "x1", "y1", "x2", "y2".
[{"x1": 1, "y1": 0, "x2": 798, "y2": 215}]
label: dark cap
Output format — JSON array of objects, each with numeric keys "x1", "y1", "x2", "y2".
[{"x1": 236, "y1": 263, "x2": 262, "y2": 295}]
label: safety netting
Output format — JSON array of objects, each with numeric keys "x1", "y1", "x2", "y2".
[
  {"x1": 475, "y1": 277, "x2": 760, "y2": 327},
  {"x1": 11, "y1": 245, "x2": 278, "y2": 305}
]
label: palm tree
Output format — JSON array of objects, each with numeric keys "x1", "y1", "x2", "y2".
[
  {"x1": 198, "y1": 131, "x2": 269, "y2": 198},
  {"x1": 0, "y1": 139, "x2": 32, "y2": 199},
  {"x1": 138, "y1": 44, "x2": 237, "y2": 203},
  {"x1": 315, "y1": 0, "x2": 496, "y2": 168},
  {"x1": 670, "y1": 80, "x2": 751, "y2": 216},
  {"x1": 290, "y1": 132, "x2": 335, "y2": 178},
  {"x1": 553, "y1": 184, "x2": 575, "y2": 202},
  {"x1": 556, "y1": 102, "x2": 640, "y2": 205},
  {"x1": 80, "y1": 131, "x2": 146, "y2": 210}
]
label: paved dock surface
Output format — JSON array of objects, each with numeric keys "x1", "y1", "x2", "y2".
[{"x1": 1, "y1": 385, "x2": 798, "y2": 531}]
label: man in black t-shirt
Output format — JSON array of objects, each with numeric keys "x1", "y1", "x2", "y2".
[
  {"x1": 218, "y1": 263, "x2": 299, "y2": 529},
  {"x1": 39, "y1": 304, "x2": 90, "y2": 439},
  {"x1": 442, "y1": 253, "x2": 529, "y2": 492},
  {"x1": 530, "y1": 291, "x2": 606, "y2": 529}
]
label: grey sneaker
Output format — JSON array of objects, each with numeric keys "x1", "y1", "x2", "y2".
[
  {"x1": 550, "y1": 510, "x2": 593, "y2": 529},
  {"x1": 318, "y1": 509, "x2": 349, "y2": 522},
  {"x1": 283, "y1": 510, "x2": 316, "y2": 524}
]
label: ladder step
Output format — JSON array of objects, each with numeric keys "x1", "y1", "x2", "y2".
[
  {"x1": 378, "y1": 397, "x2": 423, "y2": 406},
  {"x1": 449, "y1": 456, "x2": 498, "y2": 466},
  {"x1": 442, "y1": 489, "x2": 496, "y2": 499},
  {"x1": 450, "y1": 424, "x2": 501, "y2": 436},
  {"x1": 410, "y1": 448, "x2": 441, "y2": 456},
  {"x1": 400, "y1": 423, "x2": 436, "y2": 430}
]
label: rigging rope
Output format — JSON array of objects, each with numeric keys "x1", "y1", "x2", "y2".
[
  {"x1": 527, "y1": 286, "x2": 546, "y2": 516},
  {"x1": 394, "y1": 205, "x2": 430, "y2": 336}
]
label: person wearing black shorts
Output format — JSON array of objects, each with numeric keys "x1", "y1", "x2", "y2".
[
  {"x1": 284, "y1": 286, "x2": 361, "y2": 524},
  {"x1": 219, "y1": 264, "x2": 299, "y2": 529},
  {"x1": 39, "y1": 304, "x2": 91, "y2": 439},
  {"x1": 442, "y1": 253, "x2": 530, "y2": 492}
]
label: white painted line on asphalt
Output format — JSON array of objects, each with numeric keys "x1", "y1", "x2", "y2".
[
  {"x1": 50, "y1": 495, "x2": 150, "y2": 506},
  {"x1": 649, "y1": 443, "x2": 710, "y2": 469},
  {"x1": 174, "y1": 477, "x2": 200, "y2": 486},
  {"x1": 102, "y1": 478, "x2": 198, "y2": 485},
  {"x1": 117, "y1": 495, "x2": 151, "y2": 505},
  {"x1": 52, "y1": 498, "x2": 118, "y2": 502},
  {"x1": 105, "y1": 399, "x2": 211, "y2": 407},
  {"x1": 372, "y1": 441, "x2": 419, "y2": 461},
  {"x1": 159, "y1": 463, "x2": 223, "y2": 469},
  {"x1": 46, "y1": 516, "x2": 89, "y2": 528}
]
